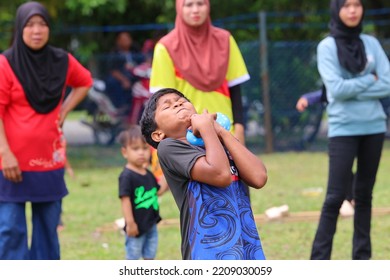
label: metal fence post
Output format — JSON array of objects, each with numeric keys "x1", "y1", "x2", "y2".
[{"x1": 258, "y1": 11, "x2": 274, "y2": 153}]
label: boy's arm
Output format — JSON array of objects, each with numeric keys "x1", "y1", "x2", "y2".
[
  {"x1": 120, "y1": 196, "x2": 139, "y2": 237},
  {"x1": 218, "y1": 128, "x2": 267, "y2": 189},
  {"x1": 190, "y1": 113, "x2": 232, "y2": 188}
]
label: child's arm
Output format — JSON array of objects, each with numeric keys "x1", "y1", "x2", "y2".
[
  {"x1": 120, "y1": 196, "x2": 139, "y2": 237},
  {"x1": 189, "y1": 112, "x2": 232, "y2": 188},
  {"x1": 217, "y1": 126, "x2": 267, "y2": 189},
  {"x1": 296, "y1": 89, "x2": 322, "y2": 112},
  {"x1": 157, "y1": 175, "x2": 169, "y2": 196},
  {"x1": 65, "y1": 160, "x2": 75, "y2": 179}
]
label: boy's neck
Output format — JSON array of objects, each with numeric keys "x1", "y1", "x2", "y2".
[{"x1": 125, "y1": 163, "x2": 147, "y2": 175}]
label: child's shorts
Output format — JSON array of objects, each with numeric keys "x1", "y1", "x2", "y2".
[{"x1": 125, "y1": 224, "x2": 158, "y2": 260}]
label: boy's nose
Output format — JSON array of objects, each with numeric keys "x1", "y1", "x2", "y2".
[{"x1": 173, "y1": 101, "x2": 182, "y2": 108}]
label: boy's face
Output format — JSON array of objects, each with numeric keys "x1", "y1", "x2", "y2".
[
  {"x1": 121, "y1": 138, "x2": 151, "y2": 169},
  {"x1": 151, "y1": 93, "x2": 197, "y2": 143}
]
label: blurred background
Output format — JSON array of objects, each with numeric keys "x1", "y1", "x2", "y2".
[
  {"x1": 2, "y1": 0, "x2": 390, "y2": 260},
  {"x1": 1, "y1": 0, "x2": 390, "y2": 152}
]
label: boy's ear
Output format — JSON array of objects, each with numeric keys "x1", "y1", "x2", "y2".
[
  {"x1": 151, "y1": 129, "x2": 165, "y2": 143},
  {"x1": 120, "y1": 146, "x2": 127, "y2": 158}
]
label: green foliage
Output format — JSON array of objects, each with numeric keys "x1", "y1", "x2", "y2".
[
  {"x1": 154, "y1": 0, "x2": 175, "y2": 23},
  {"x1": 65, "y1": 0, "x2": 127, "y2": 16},
  {"x1": 73, "y1": 40, "x2": 99, "y2": 65},
  {"x1": 2, "y1": 0, "x2": 390, "y2": 50}
]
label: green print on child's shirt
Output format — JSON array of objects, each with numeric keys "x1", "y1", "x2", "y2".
[{"x1": 134, "y1": 186, "x2": 159, "y2": 210}]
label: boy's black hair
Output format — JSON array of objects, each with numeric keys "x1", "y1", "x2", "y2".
[
  {"x1": 117, "y1": 124, "x2": 146, "y2": 147},
  {"x1": 140, "y1": 88, "x2": 189, "y2": 149}
]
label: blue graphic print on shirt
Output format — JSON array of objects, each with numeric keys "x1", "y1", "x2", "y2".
[{"x1": 187, "y1": 180, "x2": 266, "y2": 260}]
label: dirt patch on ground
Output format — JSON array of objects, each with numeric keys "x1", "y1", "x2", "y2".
[{"x1": 95, "y1": 207, "x2": 390, "y2": 233}]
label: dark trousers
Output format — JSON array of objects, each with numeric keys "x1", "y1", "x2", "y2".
[{"x1": 311, "y1": 133, "x2": 384, "y2": 260}]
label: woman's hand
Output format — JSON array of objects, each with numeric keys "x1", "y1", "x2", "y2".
[
  {"x1": 58, "y1": 109, "x2": 68, "y2": 128},
  {"x1": 1, "y1": 150, "x2": 22, "y2": 183}
]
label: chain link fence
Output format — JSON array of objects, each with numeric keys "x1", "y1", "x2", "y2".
[
  {"x1": 239, "y1": 39, "x2": 323, "y2": 152},
  {"x1": 3, "y1": 9, "x2": 387, "y2": 152},
  {"x1": 242, "y1": 37, "x2": 390, "y2": 152},
  {"x1": 81, "y1": 36, "x2": 390, "y2": 152}
]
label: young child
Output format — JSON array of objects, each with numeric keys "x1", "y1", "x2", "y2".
[
  {"x1": 117, "y1": 125, "x2": 163, "y2": 260},
  {"x1": 140, "y1": 88, "x2": 268, "y2": 260}
]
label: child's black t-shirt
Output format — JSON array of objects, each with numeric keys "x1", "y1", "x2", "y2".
[{"x1": 119, "y1": 168, "x2": 161, "y2": 236}]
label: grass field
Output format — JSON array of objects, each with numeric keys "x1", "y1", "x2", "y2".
[{"x1": 57, "y1": 140, "x2": 390, "y2": 260}]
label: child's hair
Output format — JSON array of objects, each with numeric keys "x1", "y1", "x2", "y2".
[
  {"x1": 117, "y1": 125, "x2": 146, "y2": 147},
  {"x1": 140, "y1": 88, "x2": 189, "y2": 149}
]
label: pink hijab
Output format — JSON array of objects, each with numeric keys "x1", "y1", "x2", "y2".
[{"x1": 159, "y1": 0, "x2": 230, "y2": 92}]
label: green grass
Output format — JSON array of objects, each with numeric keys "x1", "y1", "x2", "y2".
[{"x1": 58, "y1": 141, "x2": 390, "y2": 260}]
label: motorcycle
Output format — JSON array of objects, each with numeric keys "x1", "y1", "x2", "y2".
[
  {"x1": 81, "y1": 79, "x2": 124, "y2": 145},
  {"x1": 81, "y1": 61, "x2": 152, "y2": 146}
]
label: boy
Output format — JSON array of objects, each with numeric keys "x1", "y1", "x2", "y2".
[
  {"x1": 118, "y1": 125, "x2": 164, "y2": 260},
  {"x1": 140, "y1": 88, "x2": 268, "y2": 260}
]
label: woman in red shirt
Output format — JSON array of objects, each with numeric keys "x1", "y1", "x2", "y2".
[{"x1": 0, "y1": 1, "x2": 92, "y2": 259}]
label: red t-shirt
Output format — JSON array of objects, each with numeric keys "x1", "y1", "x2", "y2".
[{"x1": 0, "y1": 53, "x2": 92, "y2": 171}]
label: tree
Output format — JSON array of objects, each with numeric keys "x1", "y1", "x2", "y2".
[{"x1": 2, "y1": 0, "x2": 390, "y2": 51}]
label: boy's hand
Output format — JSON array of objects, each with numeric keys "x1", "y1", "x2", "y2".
[
  {"x1": 125, "y1": 221, "x2": 139, "y2": 237},
  {"x1": 190, "y1": 110, "x2": 216, "y2": 137}
]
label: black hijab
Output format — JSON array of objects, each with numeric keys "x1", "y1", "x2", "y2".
[
  {"x1": 3, "y1": 1, "x2": 68, "y2": 114},
  {"x1": 329, "y1": 0, "x2": 367, "y2": 73}
]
